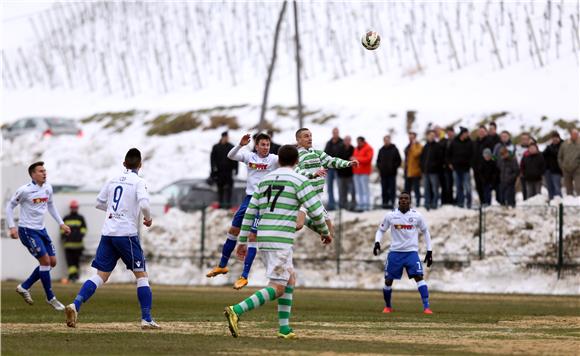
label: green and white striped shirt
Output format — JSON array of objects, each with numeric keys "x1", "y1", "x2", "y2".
[
  {"x1": 295, "y1": 147, "x2": 350, "y2": 195},
  {"x1": 239, "y1": 167, "x2": 329, "y2": 250}
]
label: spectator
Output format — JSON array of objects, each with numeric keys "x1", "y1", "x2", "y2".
[
  {"x1": 210, "y1": 131, "x2": 238, "y2": 209},
  {"x1": 404, "y1": 132, "x2": 423, "y2": 207},
  {"x1": 487, "y1": 122, "x2": 500, "y2": 149},
  {"x1": 61, "y1": 200, "x2": 87, "y2": 283},
  {"x1": 543, "y1": 131, "x2": 563, "y2": 199},
  {"x1": 440, "y1": 127, "x2": 455, "y2": 205},
  {"x1": 420, "y1": 130, "x2": 444, "y2": 210},
  {"x1": 267, "y1": 129, "x2": 281, "y2": 155},
  {"x1": 376, "y1": 135, "x2": 401, "y2": 209},
  {"x1": 558, "y1": 128, "x2": 580, "y2": 196},
  {"x1": 516, "y1": 132, "x2": 532, "y2": 200},
  {"x1": 473, "y1": 125, "x2": 494, "y2": 205},
  {"x1": 480, "y1": 148, "x2": 499, "y2": 206},
  {"x1": 433, "y1": 125, "x2": 445, "y2": 141},
  {"x1": 448, "y1": 127, "x2": 474, "y2": 208},
  {"x1": 497, "y1": 147, "x2": 519, "y2": 207},
  {"x1": 493, "y1": 130, "x2": 516, "y2": 158},
  {"x1": 521, "y1": 143, "x2": 546, "y2": 199},
  {"x1": 324, "y1": 127, "x2": 343, "y2": 210},
  {"x1": 337, "y1": 136, "x2": 356, "y2": 210},
  {"x1": 352, "y1": 136, "x2": 374, "y2": 211}
]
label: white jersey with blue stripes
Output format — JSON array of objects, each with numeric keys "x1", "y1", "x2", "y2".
[
  {"x1": 375, "y1": 208, "x2": 432, "y2": 252},
  {"x1": 227, "y1": 145, "x2": 279, "y2": 195},
  {"x1": 5, "y1": 181, "x2": 63, "y2": 230}
]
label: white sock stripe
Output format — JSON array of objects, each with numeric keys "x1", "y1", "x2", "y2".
[
  {"x1": 90, "y1": 275, "x2": 104, "y2": 288},
  {"x1": 281, "y1": 293, "x2": 293, "y2": 300},
  {"x1": 240, "y1": 301, "x2": 249, "y2": 312},
  {"x1": 136, "y1": 277, "x2": 149, "y2": 288},
  {"x1": 250, "y1": 294, "x2": 261, "y2": 306},
  {"x1": 279, "y1": 319, "x2": 289, "y2": 326},
  {"x1": 226, "y1": 233, "x2": 238, "y2": 241},
  {"x1": 248, "y1": 241, "x2": 257, "y2": 248},
  {"x1": 384, "y1": 286, "x2": 392, "y2": 291},
  {"x1": 417, "y1": 280, "x2": 427, "y2": 288},
  {"x1": 39, "y1": 265, "x2": 51, "y2": 271},
  {"x1": 259, "y1": 289, "x2": 272, "y2": 302},
  {"x1": 278, "y1": 304, "x2": 292, "y2": 312}
]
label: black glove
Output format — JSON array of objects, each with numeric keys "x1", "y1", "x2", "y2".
[
  {"x1": 424, "y1": 251, "x2": 433, "y2": 267},
  {"x1": 373, "y1": 242, "x2": 381, "y2": 256}
]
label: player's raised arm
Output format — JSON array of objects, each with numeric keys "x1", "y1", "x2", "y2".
[
  {"x1": 373, "y1": 213, "x2": 391, "y2": 256},
  {"x1": 227, "y1": 134, "x2": 253, "y2": 162},
  {"x1": 319, "y1": 150, "x2": 350, "y2": 169}
]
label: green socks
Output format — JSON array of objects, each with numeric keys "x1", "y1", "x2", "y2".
[
  {"x1": 233, "y1": 287, "x2": 276, "y2": 315},
  {"x1": 278, "y1": 286, "x2": 294, "y2": 334}
]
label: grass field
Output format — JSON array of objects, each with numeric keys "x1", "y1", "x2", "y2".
[{"x1": 1, "y1": 281, "x2": 579, "y2": 355}]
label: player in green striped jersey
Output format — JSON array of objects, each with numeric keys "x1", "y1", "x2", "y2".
[
  {"x1": 295, "y1": 128, "x2": 359, "y2": 235},
  {"x1": 224, "y1": 145, "x2": 331, "y2": 339}
]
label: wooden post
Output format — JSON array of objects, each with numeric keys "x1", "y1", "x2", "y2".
[
  {"x1": 485, "y1": 17, "x2": 504, "y2": 69},
  {"x1": 293, "y1": 0, "x2": 304, "y2": 129},
  {"x1": 526, "y1": 7, "x2": 544, "y2": 67},
  {"x1": 444, "y1": 19, "x2": 461, "y2": 70}
]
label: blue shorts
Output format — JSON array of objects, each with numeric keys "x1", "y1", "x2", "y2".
[
  {"x1": 19, "y1": 227, "x2": 56, "y2": 258},
  {"x1": 232, "y1": 195, "x2": 259, "y2": 234},
  {"x1": 92, "y1": 236, "x2": 146, "y2": 272},
  {"x1": 385, "y1": 251, "x2": 424, "y2": 280}
]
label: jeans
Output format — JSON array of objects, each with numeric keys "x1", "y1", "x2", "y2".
[
  {"x1": 545, "y1": 172, "x2": 562, "y2": 200},
  {"x1": 453, "y1": 170, "x2": 472, "y2": 208},
  {"x1": 440, "y1": 169, "x2": 454, "y2": 205},
  {"x1": 404, "y1": 176, "x2": 421, "y2": 207},
  {"x1": 482, "y1": 183, "x2": 493, "y2": 205},
  {"x1": 326, "y1": 169, "x2": 337, "y2": 210},
  {"x1": 354, "y1": 174, "x2": 371, "y2": 211},
  {"x1": 380, "y1": 174, "x2": 397, "y2": 209},
  {"x1": 500, "y1": 182, "x2": 516, "y2": 207},
  {"x1": 423, "y1": 173, "x2": 440, "y2": 210},
  {"x1": 338, "y1": 176, "x2": 356, "y2": 210}
]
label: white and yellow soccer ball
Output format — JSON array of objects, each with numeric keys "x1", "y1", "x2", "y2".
[{"x1": 361, "y1": 30, "x2": 380, "y2": 50}]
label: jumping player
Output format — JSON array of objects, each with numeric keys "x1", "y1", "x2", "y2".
[
  {"x1": 65, "y1": 148, "x2": 159, "y2": 329},
  {"x1": 6, "y1": 161, "x2": 71, "y2": 310},
  {"x1": 373, "y1": 191, "x2": 434, "y2": 314}
]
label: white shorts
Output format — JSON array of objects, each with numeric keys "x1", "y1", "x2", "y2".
[
  {"x1": 300, "y1": 206, "x2": 330, "y2": 221},
  {"x1": 260, "y1": 249, "x2": 294, "y2": 285}
]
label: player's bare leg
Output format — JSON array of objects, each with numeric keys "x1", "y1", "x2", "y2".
[
  {"x1": 207, "y1": 226, "x2": 240, "y2": 277},
  {"x1": 413, "y1": 276, "x2": 432, "y2": 314}
]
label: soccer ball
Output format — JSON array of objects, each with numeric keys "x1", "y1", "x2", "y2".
[{"x1": 361, "y1": 30, "x2": 380, "y2": 50}]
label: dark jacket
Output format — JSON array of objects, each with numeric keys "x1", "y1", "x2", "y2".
[
  {"x1": 440, "y1": 137, "x2": 454, "y2": 169},
  {"x1": 324, "y1": 138, "x2": 344, "y2": 160},
  {"x1": 493, "y1": 140, "x2": 516, "y2": 159},
  {"x1": 419, "y1": 141, "x2": 444, "y2": 174},
  {"x1": 543, "y1": 142, "x2": 562, "y2": 174},
  {"x1": 480, "y1": 159, "x2": 499, "y2": 185},
  {"x1": 269, "y1": 141, "x2": 281, "y2": 155},
  {"x1": 497, "y1": 156, "x2": 520, "y2": 185},
  {"x1": 376, "y1": 144, "x2": 402, "y2": 176},
  {"x1": 336, "y1": 144, "x2": 354, "y2": 178},
  {"x1": 473, "y1": 136, "x2": 495, "y2": 171},
  {"x1": 448, "y1": 137, "x2": 474, "y2": 171},
  {"x1": 61, "y1": 212, "x2": 87, "y2": 248},
  {"x1": 487, "y1": 133, "x2": 501, "y2": 150},
  {"x1": 210, "y1": 142, "x2": 238, "y2": 183},
  {"x1": 521, "y1": 153, "x2": 546, "y2": 182}
]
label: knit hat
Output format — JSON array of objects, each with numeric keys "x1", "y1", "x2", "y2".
[
  {"x1": 459, "y1": 126, "x2": 469, "y2": 135},
  {"x1": 482, "y1": 148, "x2": 492, "y2": 158}
]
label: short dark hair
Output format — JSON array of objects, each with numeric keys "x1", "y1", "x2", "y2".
[
  {"x1": 501, "y1": 130, "x2": 511, "y2": 136},
  {"x1": 445, "y1": 126, "x2": 454, "y2": 132},
  {"x1": 124, "y1": 148, "x2": 142, "y2": 169},
  {"x1": 28, "y1": 161, "x2": 44, "y2": 176},
  {"x1": 295, "y1": 128, "x2": 309, "y2": 140},
  {"x1": 479, "y1": 125, "x2": 487, "y2": 130},
  {"x1": 489, "y1": 122, "x2": 497, "y2": 128},
  {"x1": 408, "y1": 131, "x2": 417, "y2": 138},
  {"x1": 400, "y1": 191, "x2": 411, "y2": 197},
  {"x1": 551, "y1": 131, "x2": 561, "y2": 138},
  {"x1": 278, "y1": 145, "x2": 299, "y2": 166},
  {"x1": 357, "y1": 136, "x2": 365, "y2": 142},
  {"x1": 254, "y1": 133, "x2": 271, "y2": 145},
  {"x1": 221, "y1": 131, "x2": 228, "y2": 138}
]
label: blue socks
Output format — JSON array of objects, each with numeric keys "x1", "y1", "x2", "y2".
[
  {"x1": 241, "y1": 242, "x2": 257, "y2": 279},
  {"x1": 417, "y1": 280, "x2": 430, "y2": 309},
  {"x1": 137, "y1": 278, "x2": 153, "y2": 322},
  {"x1": 74, "y1": 275, "x2": 103, "y2": 311},
  {"x1": 219, "y1": 234, "x2": 238, "y2": 268},
  {"x1": 21, "y1": 266, "x2": 40, "y2": 290},
  {"x1": 383, "y1": 286, "x2": 392, "y2": 307},
  {"x1": 38, "y1": 265, "x2": 54, "y2": 300}
]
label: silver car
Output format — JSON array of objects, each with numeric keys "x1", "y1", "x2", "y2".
[{"x1": 2, "y1": 117, "x2": 82, "y2": 140}]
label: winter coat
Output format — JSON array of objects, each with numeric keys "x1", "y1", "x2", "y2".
[
  {"x1": 497, "y1": 156, "x2": 520, "y2": 185},
  {"x1": 353, "y1": 142, "x2": 374, "y2": 175},
  {"x1": 269, "y1": 141, "x2": 282, "y2": 155},
  {"x1": 543, "y1": 142, "x2": 562, "y2": 174},
  {"x1": 337, "y1": 145, "x2": 354, "y2": 178},
  {"x1": 480, "y1": 159, "x2": 499, "y2": 185},
  {"x1": 440, "y1": 137, "x2": 453, "y2": 168},
  {"x1": 493, "y1": 140, "x2": 516, "y2": 159},
  {"x1": 487, "y1": 134, "x2": 501, "y2": 151},
  {"x1": 61, "y1": 212, "x2": 87, "y2": 248},
  {"x1": 448, "y1": 137, "x2": 474, "y2": 171},
  {"x1": 324, "y1": 138, "x2": 344, "y2": 159},
  {"x1": 521, "y1": 153, "x2": 546, "y2": 182},
  {"x1": 210, "y1": 142, "x2": 238, "y2": 183},
  {"x1": 404, "y1": 142, "x2": 423, "y2": 178},
  {"x1": 558, "y1": 139, "x2": 580, "y2": 173},
  {"x1": 420, "y1": 141, "x2": 444, "y2": 174},
  {"x1": 473, "y1": 136, "x2": 495, "y2": 171},
  {"x1": 376, "y1": 144, "x2": 402, "y2": 177}
]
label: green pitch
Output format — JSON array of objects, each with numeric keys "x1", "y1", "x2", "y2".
[{"x1": 2, "y1": 281, "x2": 578, "y2": 355}]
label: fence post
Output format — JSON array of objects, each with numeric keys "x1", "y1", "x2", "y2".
[
  {"x1": 478, "y1": 205, "x2": 484, "y2": 260},
  {"x1": 336, "y1": 207, "x2": 342, "y2": 274},
  {"x1": 200, "y1": 206, "x2": 206, "y2": 269},
  {"x1": 557, "y1": 203, "x2": 563, "y2": 279}
]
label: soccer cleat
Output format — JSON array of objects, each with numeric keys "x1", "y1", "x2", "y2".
[
  {"x1": 141, "y1": 319, "x2": 161, "y2": 329},
  {"x1": 277, "y1": 331, "x2": 297, "y2": 339},
  {"x1": 206, "y1": 266, "x2": 229, "y2": 278},
  {"x1": 382, "y1": 307, "x2": 393, "y2": 313},
  {"x1": 233, "y1": 277, "x2": 248, "y2": 290},
  {"x1": 65, "y1": 304, "x2": 78, "y2": 328},
  {"x1": 47, "y1": 297, "x2": 65, "y2": 311},
  {"x1": 16, "y1": 284, "x2": 34, "y2": 305},
  {"x1": 423, "y1": 308, "x2": 433, "y2": 314},
  {"x1": 224, "y1": 306, "x2": 240, "y2": 338}
]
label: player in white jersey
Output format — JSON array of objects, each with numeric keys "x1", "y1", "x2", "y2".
[
  {"x1": 65, "y1": 148, "x2": 159, "y2": 329},
  {"x1": 206, "y1": 132, "x2": 279, "y2": 290},
  {"x1": 373, "y1": 191, "x2": 434, "y2": 314},
  {"x1": 6, "y1": 162, "x2": 71, "y2": 310}
]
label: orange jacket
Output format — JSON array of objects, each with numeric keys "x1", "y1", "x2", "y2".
[
  {"x1": 353, "y1": 142, "x2": 374, "y2": 175},
  {"x1": 405, "y1": 142, "x2": 423, "y2": 178}
]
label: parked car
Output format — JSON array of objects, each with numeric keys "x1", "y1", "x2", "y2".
[
  {"x1": 2, "y1": 117, "x2": 83, "y2": 140},
  {"x1": 156, "y1": 178, "x2": 247, "y2": 212}
]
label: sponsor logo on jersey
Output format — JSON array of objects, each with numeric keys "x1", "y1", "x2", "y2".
[
  {"x1": 393, "y1": 224, "x2": 414, "y2": 230},
  {"x1": 248, "y1": 162, "x2": 269, "y2": 170},
  {"x1": 32, "y1": 197, "x2": 49, "y2": 204}
]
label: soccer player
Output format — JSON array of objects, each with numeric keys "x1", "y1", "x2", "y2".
[
  {"x1": 206, "y1": 133, "x2": 279, "y2": 290},
  {"x1": 294, "y1": 128, "x2": 358, "y2": 234},
  {"x1": 373, "y1": 191, "x2": 433, "y2": 314},
  {"x1": 224, "y1": 145, "x2": 331, "y2": 339},
  {"x1": 6, "y1": 161, "x2": 71, "y2": 310},
  {"x1": 65, "y1": 148, "x2": 159, "y2": 329}
]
